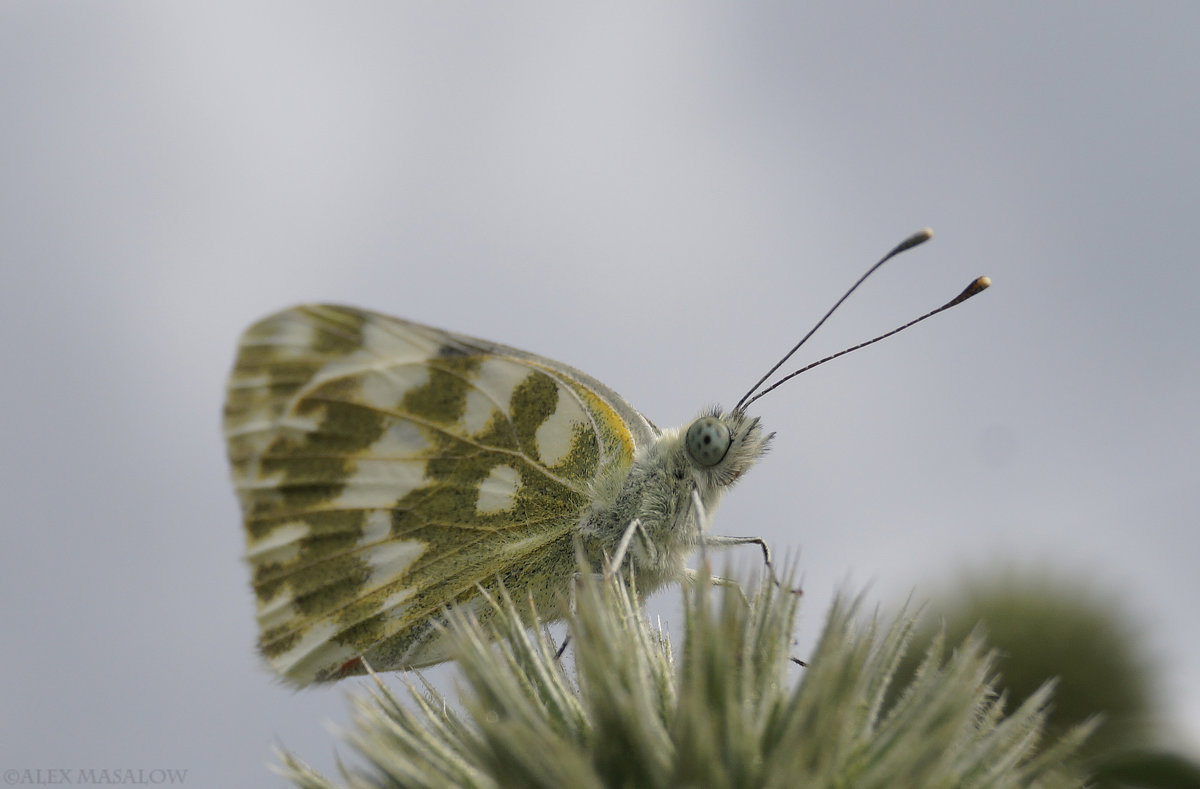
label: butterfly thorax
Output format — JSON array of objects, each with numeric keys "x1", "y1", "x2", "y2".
[{"x1": 578, "y1": 408, "x2": 772, "y2": 592}]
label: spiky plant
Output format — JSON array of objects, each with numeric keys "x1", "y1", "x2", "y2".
[
  {"x1": 889, "y1": 570, "x2": 1200, "y2": 789},
  {"x1": 277, "y1": 566, "x2": 1094, "y2": 788}
]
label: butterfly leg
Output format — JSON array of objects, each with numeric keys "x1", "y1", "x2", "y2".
[
  {"x1": 702, "y1": 534, "x2": 803, "y2": 596},
  {"x1": 682, "y1": 567, "x2": 751, "y2": 606},
  {"x1": 606, "y1": 517, "x2": 641, "y2": 576},
  {"x1": 606, "y1": 518, "x2": 658, "y2": 577},
  {"x1": 681, "y1": 567, "x2": 809, "y2": 666},
  {"x1": 690, "y1": 488, "x2": 714, "y2": 571},
  {"x1": 570, "y1": 515, "x2": 659, "y2": 659}
]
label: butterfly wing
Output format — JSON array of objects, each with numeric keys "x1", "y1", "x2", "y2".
[{"x1": 224, "y1": 304, "x2": 656, "y2": 685}]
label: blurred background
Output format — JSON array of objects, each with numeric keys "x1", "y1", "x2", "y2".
[{"x1": 2, "y1": 4, "x2": 1196, "y2": 786}]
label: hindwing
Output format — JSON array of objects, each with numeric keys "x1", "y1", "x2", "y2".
[{"x1": 224, "y1": 304, "x2": 656, "y2": 684}]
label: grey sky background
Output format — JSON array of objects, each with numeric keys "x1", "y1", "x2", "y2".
[{"x1": 2, "y1": 4, "x2": 1197, "y2": 786}]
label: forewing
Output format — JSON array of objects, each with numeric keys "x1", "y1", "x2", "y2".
[{"x1": 224, "y1": 305, "x2": 651, "y2": 685}]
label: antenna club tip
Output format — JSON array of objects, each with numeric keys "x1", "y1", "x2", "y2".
[
  {"x1": 950, "y1": 275, "x2": 991, "y2": 305},
  {"x1": 894, "y1": 228, "x2": 935, "y2": 255}
]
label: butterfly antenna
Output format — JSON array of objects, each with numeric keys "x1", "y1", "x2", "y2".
[
  {"x1": 740, "y1": 275, "x2": 990, "y2": 409},
  {"x1": 734, "y1": 228, "x2": 935, "y2": 412}
]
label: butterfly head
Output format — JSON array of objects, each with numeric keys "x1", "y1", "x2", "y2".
[{"x1": 683, "y1": 407, "x2": 772, "y2": 491}]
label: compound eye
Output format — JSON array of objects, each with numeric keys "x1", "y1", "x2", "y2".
[{"x1": 686, "y1": 416, "x2": 731, "y2": 467}]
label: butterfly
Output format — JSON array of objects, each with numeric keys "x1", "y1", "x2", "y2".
[{"x1": 223, "y1": 229, "x2": 988, "y2": 686}]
